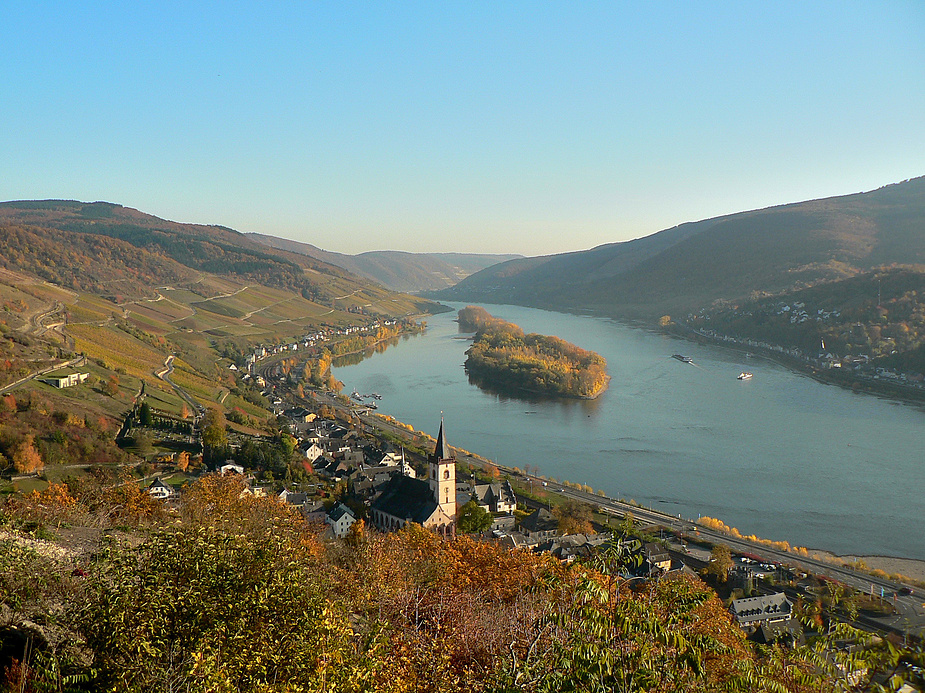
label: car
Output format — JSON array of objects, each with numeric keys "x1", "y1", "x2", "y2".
[{"x1": 898, "y1": 586, "x2": 913, "y2": 596}]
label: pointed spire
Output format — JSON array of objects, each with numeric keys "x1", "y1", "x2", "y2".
[{"x1": 434, "y1": 416, "x2": 450, "y2": 461}]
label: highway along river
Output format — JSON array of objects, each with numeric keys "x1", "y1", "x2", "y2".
[{"x1": 333, "y1": 302, "x2": 925, "y2": 560}]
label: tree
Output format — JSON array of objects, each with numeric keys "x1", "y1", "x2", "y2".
[
  {"x1": 702, "y1": 543, "x2": 734, "y2": 584},
  {"x1": 13, "y1": 435, "x2": 44, "y2": 474},
  {"x1": 201, "y1": 408, "x2": 228, "y2": 453},
  {"x1": 554, "y1": 498, "x2": 594, "y2": 535},
  {"x1": 501, "y1": 572, "x2": 753, "y2": 692},
  {"x1": 457, "y1": 500, "x2": 492, "y2": 534},
  {"x1": 138, "y1": 400, "x2": 153, "y2": 427},
  {"x1": 103, "y1": 374, "x2": 120, "y2": 397},
  {"x1": 77, "y1": 525, "x2": 370, "y2": 692},
  {"x1": 134, "y1": 431, "x2": 154, "y2": 458}
]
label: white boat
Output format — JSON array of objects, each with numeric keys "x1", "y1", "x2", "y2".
[{"x1": 737, "y1": 372, "x2": 753, "y2": 380}]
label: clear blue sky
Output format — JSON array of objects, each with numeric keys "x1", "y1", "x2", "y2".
[{"x1": 3, "y1": 2, "x2": 923, "y2": 255}]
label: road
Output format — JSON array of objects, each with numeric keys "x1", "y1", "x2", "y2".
[{"x1": 156, "y1": 355, "x2": 205, "y2": 417}]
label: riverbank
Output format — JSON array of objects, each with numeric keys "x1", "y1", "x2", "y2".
[
  {"x1": 667, "y1": 321, "x2": 925, "y2": 407},
  {"x1": 831, "y1": 553, "x2": 925, "y2": 585}
]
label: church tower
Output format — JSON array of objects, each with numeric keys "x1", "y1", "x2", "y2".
[{"x1": 428, "y1": 418, "x2": 456, "y2": 518}]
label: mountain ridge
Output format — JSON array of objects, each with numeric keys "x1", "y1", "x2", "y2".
[
  {"x1": 433, "y1": 177, "x2": 925, "y2": 318},
  {"x1": 246, "y1": 232, "x2": 521, "y2": 293}
]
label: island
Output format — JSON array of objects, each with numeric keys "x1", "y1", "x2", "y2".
[{"x1": 458, "y1": 305, "x2": 609, "y2": 399}]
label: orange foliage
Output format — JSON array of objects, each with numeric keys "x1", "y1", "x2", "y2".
[
  {"x1": 13, "y1": 435, "x2": 44, "y2": 474},
  {"x1": 102, "y1": 482, "x2": 164, "y2": 526}
]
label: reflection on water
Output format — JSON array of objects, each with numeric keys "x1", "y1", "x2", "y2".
[
  {"x1": 332, "y1": 336, "x2": 408, "y2": 368},
  {"x1": 464, "y1": 370, "x2": 603, "y2": 413}
]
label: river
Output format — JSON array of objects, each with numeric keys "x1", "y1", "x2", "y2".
[{"x1": 333, "y1": 303, "x2": 925, "y2": 560}]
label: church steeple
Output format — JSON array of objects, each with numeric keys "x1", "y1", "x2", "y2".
[
  {"x1": 431, "y1": 417, "x2": 451, "y2": 463},
  {"x1": 428, "y1": 417, "x2": 456, "y2": 519}
]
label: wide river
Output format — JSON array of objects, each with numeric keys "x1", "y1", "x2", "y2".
[{"x1": 334, "y1": 303, "x2": 925, "y2": 560}]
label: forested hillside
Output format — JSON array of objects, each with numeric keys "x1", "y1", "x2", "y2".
[{"x1": 1, "y1": 473, "x2": 911, "y2": 692}]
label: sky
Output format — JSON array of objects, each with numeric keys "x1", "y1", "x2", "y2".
[{"x1": 2, "y1": 2, "x2": 923, "y2": 256}]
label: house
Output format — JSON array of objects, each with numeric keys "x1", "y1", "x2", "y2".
[
  {"x1": 302, "y1": 442, "x2": 325, "y2": 464},
  {"x1": 472, "y1": 480, "x2": 517, "y2": 513},
  {"x1": 519, "y1": 507, "x2": 559, "y2": 540},
  {"x1": 284, "y1": 407, "x2": 315, "y2": 423},
  {"x1": 535, "y1": 533, "x2": 608, "y2": 563},
  {"x1": 147, "y1": 478, "x2": 176, "y2": 500},
  {"x1": 730, "y1": 592, "x2": 801, "y2": 643},
  {"x1": 42, "y1": 372, "x2": 89, "y2": 388},
  {"x1": 325, "y1": 503, "x2": 358, "y2": 538},
  {"x1": 219, "y1": 461, "x2": 244, "y2": 476},
  {"x1": 644, "y1": 542, "x2": 672, "y2": 574},
  {"x1": 369, "y1": 419, "x2": 457, "y2": 537},
  {"x1": 240, "y1": 484, "x2": 270, "y2": 498},
  {"x1": 278, "y1": 488, "x2": 308, "y2": 510},
  {"x1": 302, "y1": 500, "x2": 328, "y2": 524}
]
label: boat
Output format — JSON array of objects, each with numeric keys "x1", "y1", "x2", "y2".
[
  {"x1": 737, "y1": 372, "x2": 753, "y2": 380},
  {"x1": 672, "y1": 354, "x2": 694, "y2": 363}
]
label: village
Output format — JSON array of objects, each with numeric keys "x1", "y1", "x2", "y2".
[{"x1": 132, "y1": 362, "x2": 907, "y2": 657}]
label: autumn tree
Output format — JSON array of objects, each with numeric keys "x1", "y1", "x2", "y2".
[
  {"x1": 13, "y1": 434, "x2": 43, "y2": 474},
  {"x1": 501, "y1": 573, "x2": 754, "y2": 692},
  {"x1": 76, "y1": 525, "x2": 371, "y2": 692},
  {"x1": 554, "y1": 498, "x2": 594, "y2": 535},
  {"x1": 702, "y1": 543, "x2": 734, "y2": 584},
  {"x1": 103, "y1": 374, "x2": 120, "y2": 397}
]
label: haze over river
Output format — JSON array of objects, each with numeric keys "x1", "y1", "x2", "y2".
[{"x1": 334, "y1": 303, "x2": 925, "y2": 560}]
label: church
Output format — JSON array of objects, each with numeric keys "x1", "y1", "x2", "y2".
[{"x1": 368, "y1": 419, "x2": 457, "y2": 536}]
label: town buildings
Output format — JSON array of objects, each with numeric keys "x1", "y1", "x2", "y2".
[{"x1": 368, "y1": 419, "x2": 457, "y2": 536}]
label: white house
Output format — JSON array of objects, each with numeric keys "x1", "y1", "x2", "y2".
[
  {"x1": 325, "y1": 503, "x2": 358, "y2": 539},
  {"x1": 147, "y1": 478, "x2": 176, "y2": 500}
]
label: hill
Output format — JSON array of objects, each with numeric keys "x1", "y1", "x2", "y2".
[
  {"x1": 434, "y1": 177, "x2": 925, "y2": 319},
  {"x1": 0, "y1": 199, "x2": 445, "y2": 423},
  {"x1": 0, "y1": 200, "x2": 441, "y2": 314},
  {"x1": 247, "y1": 231, "x2": 521, "y2": 293}
]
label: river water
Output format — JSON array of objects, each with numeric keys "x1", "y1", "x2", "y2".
[{"x1": 333, "y1": 303, "x2": 925, "y2": 560}]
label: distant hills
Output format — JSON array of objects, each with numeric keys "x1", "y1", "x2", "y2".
[
  {"x1": 434, "y1": 177, "x2": 925, "y2": 320},
  {"x1": 0, "y1": 200, "x2": 438, "y2": 314},
  {"x1": 247, "y1": 232, "x2": 521, "y2": 293}
]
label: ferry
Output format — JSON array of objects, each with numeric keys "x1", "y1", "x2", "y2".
[
  {"x1": 672, "y1": 354, "x2": 694, "y2": 363},
  {"x1": 737, "y1": 372, "x2": 753, "y2": 380}
]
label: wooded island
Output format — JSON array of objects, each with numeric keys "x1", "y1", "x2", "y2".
[{"x1": 459, "y1": 306, "x2": 609, "y2": 399}]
